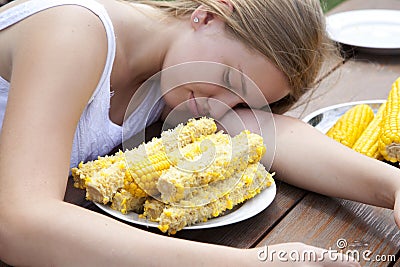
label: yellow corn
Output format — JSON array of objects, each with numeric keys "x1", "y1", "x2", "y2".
[
  {"x1": 123, "y1": 117, "x2": 218, "y2": 196},
  {"x1": 161, "y1": 116, "x2": 218, "y2": 152},
  {"x1": 152, "y1": 162, "x2": 274, "y2": 235},
  {"x1": 379, "y1": 78, "x2": 400, "y2": 162},
  {"x1": 141, "y1": 198, "x2": 166, "y2": 222},
  {"x1": 111, "y1": 189, "x2": 145, "y2": 214},
  {"x1": 123, "y1": 139, "x2": 171, "y2": 197},
  {"x1": 72, "y1": 154, "x2": 120, "y2": 190},
  {"x1": 352, "y1": 103, "x2": 386, "y2": 159},
  {"x1": 326, "y1": 104, "x2": 374, "y2": 148},
  {"x1": 73, "y1": 117, "x2": 272, "y2": 230},
  {"x1": 72, "y1": 117, "x2": 218, "y2": 208},
  {"x1": 72, "y1": 151, "x2": 140, "y2": 204},
  {"x1": 157, "y1": 130, "x2": 266, "y2": 204}
]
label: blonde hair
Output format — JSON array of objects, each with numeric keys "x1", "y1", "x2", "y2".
[{"x1": 131, "y1": 0, "x2": 337, "y2": 114}]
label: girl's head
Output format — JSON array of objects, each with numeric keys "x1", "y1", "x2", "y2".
[{"x1": 135, "y1": 0, "x2": 335, "y2": 115}]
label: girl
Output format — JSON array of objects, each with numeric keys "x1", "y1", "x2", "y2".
[{"x1": 0, "y1": 0, "x2": 397, "y2": 266}]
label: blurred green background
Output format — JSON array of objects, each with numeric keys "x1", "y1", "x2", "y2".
[{"x1": 321, "y1": 0, "x2": 348, "y2": 12}]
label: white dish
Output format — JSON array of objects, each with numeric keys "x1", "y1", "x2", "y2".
[
  {"x1": 326, "y1": 10, "x2": 400, "y2": 54},
  {"x1": 94, "y1": 181, "x2": 276, "y2": 230},
  {"x1": 302, "y1": 100, "x2": 386, "y2": 134}
]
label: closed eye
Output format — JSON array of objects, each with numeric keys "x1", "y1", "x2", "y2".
[
  {"x1": 224, "y1": 68, "x2": 232, "y2": 88},
  {"x1": 224, "y1": 67, "x2": 245, "y2": 95}
]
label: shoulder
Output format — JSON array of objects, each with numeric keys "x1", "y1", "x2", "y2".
[
  {"x1": 18, "y1": 3, "x2": 109, "y2": 35},
  {"x1": 11, "y1": 3, "x2": 109, "y2": 84},
  {"x1": 6, "y1": 3, "x2": 111, "y2": 117},
  {"x1": 0, "y1": 1, "x2": 117, "y2": 82},
  {"x1": 2, "y1": 0, "x2": 114, "y2": 43}
]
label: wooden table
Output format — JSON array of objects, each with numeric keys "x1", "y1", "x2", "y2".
[
  {"x1": 63, "y1": 1, "x2": 400, "y2": 266},
  {"x1": 2, "y1": 0, "x2": 400, "y2": 266}
]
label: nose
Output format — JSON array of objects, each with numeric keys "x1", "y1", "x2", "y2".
[{"x1": 208, "y1": 90, "x2": 243, "y2": 119}]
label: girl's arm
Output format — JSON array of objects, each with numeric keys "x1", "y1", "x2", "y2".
[
  {"x1": 0, "y1": 7, "x2": 361, "y2": 266},
  {"x1": 221, "y1": 108, "x2": 400, "y2": 225},
  {"x1": 0, "y1": 6, "x2": 250, "y2": 267}
]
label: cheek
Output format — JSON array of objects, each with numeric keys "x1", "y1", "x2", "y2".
[
  {"x1": 161, "y1": 61, "x2": 226, "y2": 92},
  {"x1": 197, "y1": 83, "x2": 223, "y2": 96},
  {"x1": 161, "y1": 87, "x2": 187, "y2": 110}
]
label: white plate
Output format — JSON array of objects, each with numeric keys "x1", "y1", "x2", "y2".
[
  {"x1": 302, "y1": 100, "x2": 386, "y2": 133},
  {"x1": 94, "y1": 181, "x2": 276, "y2": 230},
  {"x1": 326, "y1": 10, "x2": 400, "y2": 54}
]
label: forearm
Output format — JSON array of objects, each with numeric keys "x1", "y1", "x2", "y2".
[
  {"x1": 221, "y1": 108, "x2": 399, "y2": 210},
  {"x1": 270, "y1": 114, "x2": 398, "y2": 209},
  {"x1": 1, "y1": 199, "x2": 249, "y2": 267}
]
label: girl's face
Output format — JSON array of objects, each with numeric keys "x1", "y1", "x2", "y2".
[{"x1": 160, "y1": 12, "x2": 290, "y2": 120}]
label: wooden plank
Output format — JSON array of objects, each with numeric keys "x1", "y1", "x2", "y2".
[
  {"x1": 256, "y1": 193, "x2": 400, "y2": 266},
  {"x1": 286, "y1": 53, "x2": 400, "y2": 119},
  {"x1": 316, "y1": 52, "x2": 344, "y2": 83},
  {"x1": 317, "y1": 0, "x2": 400, "y2": 79},
  {"x1": 286, "y1": 0, "x2": 400, "y2": 119}
]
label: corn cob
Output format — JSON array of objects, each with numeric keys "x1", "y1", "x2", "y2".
[
  {"x1": 326, "y1": 104, "x2": 374, "y2": 148},
  {"x1": 142, "y1": 198, "x2": 166, "y2": 222},
  {"x1": 72, "y1": 117, "x2": 218, "y2": 207},
  {"x1": 157, "y1": 130, "x2": 266, "y2": 204},
  {"x1": 111, "y1": 189, "x2": 145, "y2": 214},
  {"x1": 379, "y1": 78, "x2": 400, "y2": 162},
  {"x1": 352, "y1": 103, "x2": 386, "y2": 159},
  {"x1": 72, "y1": 153, "x2": 121, "y2": 190},
  {"x1": 161, "y1": 117, "x2": 218, "y2": 152},
  {"x1": 153, "y1": 162, "x2": 274, "y2": 234},
  {"x1": 171, "y1": 156, "x2": 268, "y2": 207},
  {"x1": 123, "y1": 117, "x2": 218, "y2": 196},
  {"x1": 73, "y1": 117, "x2": 272, "y2": 231},
  {"x1": 123, "y1": 138, "x2": 171, "y2": 196},
  {"x1": 72, "y1": 151, "x2": 144, "y2": 204}
]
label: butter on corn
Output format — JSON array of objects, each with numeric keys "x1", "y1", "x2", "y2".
[
  {"x1": 72, "y1": 153, "x2": 122, "y2": 190},
  {"x1": 152, "y1": 163, "x2": 274, "y2": 235},
  {"x1": 157, "y1": 130, "x2": 266, "y2": 204},
  {"x1": 111, "y1": 189, "x2": 145, "y2": 214},
  {"x1": 141, "y1": 198, "x2": 166, "y2": 222},
  {"x1": 72, "y1": 117, "x2": 273, "y2": 233},
  {"x1": 72, "y1": 151, "x2": 130, "y2": 204},
  {"x1": 72, "y1": 117, "x2": 219, "y2": 209}
]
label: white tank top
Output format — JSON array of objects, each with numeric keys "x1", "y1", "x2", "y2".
[{"x1": 0, "y1": 0, "x2": 165, "y2": 169}]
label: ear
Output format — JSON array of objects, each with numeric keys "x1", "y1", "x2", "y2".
[{"x1": 190, "y1": 0, "x2": 234, "y2": 30}]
